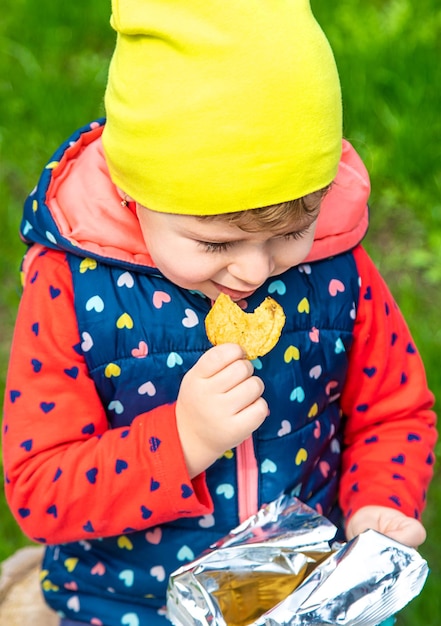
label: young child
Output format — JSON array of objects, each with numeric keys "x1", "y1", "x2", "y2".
[{"x1": 2, "y1": 1, "x2": 436, "y2": 625}]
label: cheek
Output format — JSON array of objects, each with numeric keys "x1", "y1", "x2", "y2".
[
  {"x1": 149, "y1": 242, "x2": 221, "y2": 284},
  {"x1": 275, "y1": 235, "x2": 316, "y2": 269},
  {"x1": 178, "y1": 256, "x2": 224, "y2": 282}
]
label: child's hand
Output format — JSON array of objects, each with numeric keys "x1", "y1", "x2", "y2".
[
  {"x1": 176, "y1": 343, "x2": 268, "y2": 478},
  {"x1": 345, "y1": 505, "x2": 427, "y2": 548}
]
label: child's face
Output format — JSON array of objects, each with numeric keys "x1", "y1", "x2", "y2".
[{"x1": 137, "y1": 204, "x2": 318, "y2": 301}]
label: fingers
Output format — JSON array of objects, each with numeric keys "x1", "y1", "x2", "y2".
[
  {"x1": 195, "y1": 343, "x2": 247, "y2": 378},
  {"x1": 385, "y1": 518, "x2": 427, "y2": 548},
  {"x1": 346, "y1": 505, "x2": 427, "y2": 548},
  {"x1": 234, "y1": 395, "x2": 269, "y2": 434},
  {"x1": 195, "y1": 343, "x2": 259, "y2": 396},
  {"x1": 211, "y1": 356, "x2": 255, "y2": 392},
  {"x1": 176, "y1": 343, "x2": 267, "y2": 477},
  {"x1": 218, "y1": 374, "x2": 265, "y2": 415}
]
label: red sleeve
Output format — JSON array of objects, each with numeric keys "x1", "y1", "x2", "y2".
[
  {"x1": 2, "y1": 247, "x2": 212, "y2": 544},
  {"x1": 339, "y1": 245, "x2": 437, "y2": 521}
]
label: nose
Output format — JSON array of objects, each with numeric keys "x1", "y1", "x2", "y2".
[{"x1": 228, "y1": 245, "x2": 275, "y2": 286}]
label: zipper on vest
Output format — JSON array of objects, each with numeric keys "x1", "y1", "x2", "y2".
[{"x1": 236, "y1": 435, "x2": 259, "y2": 523}]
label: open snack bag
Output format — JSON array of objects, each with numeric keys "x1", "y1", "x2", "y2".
[{"x1": 167, "y1": 495, "x2": 428, "y2": 626}]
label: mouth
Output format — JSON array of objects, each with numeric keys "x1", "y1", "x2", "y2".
[{"x1": 212, "y1": 282, "x2": 257, "y2": 301}]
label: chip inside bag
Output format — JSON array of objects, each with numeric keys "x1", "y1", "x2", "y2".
[{"x1": 167, "y1": 495, "x2": 429, "y2": 626}]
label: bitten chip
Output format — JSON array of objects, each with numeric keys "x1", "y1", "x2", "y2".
[{"x1": 205, "y1": 293, "x2": 286, "y2": 360}]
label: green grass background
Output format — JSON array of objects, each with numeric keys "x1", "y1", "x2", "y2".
[{"x1": 0, "y1": 0, "x2": 440, "y2": 623}]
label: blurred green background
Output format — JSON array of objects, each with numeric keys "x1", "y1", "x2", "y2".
[{"x1": 0, "y1": 0, "x2": 440, "y2": 623}]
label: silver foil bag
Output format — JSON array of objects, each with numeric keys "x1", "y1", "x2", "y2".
[{"x1": 167, "y1": 496, "x2": 428, "y2": 626}]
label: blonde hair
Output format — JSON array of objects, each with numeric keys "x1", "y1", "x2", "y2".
[{"x1": 197, "y1": 186, "x2": 330, "y2": 233}]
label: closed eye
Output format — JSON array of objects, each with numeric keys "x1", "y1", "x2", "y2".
[
  {"x1": 282, "y1": 225, "x2": 313, "y2": 241},
  {"x1": 197, "y1": 240, "x2": 234, "y2": 253},
  {"x1": 197, "y1": 222, "x2": 314, "y2": 252}
]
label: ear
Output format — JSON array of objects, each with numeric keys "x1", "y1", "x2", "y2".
[{"x1": 116, "y1": 187, "x2": 135, "y2": 203}]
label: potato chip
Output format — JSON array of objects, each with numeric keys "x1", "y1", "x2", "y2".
[{"x1": 205, "y1": 293, "x2": 286, "y2": 360}]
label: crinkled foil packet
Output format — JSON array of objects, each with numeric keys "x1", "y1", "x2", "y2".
[{"x1": 166, "y1": 496, "x2": 428, "y2": 626}]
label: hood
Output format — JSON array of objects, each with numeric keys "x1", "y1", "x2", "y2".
[{"x1": 20, "y1": 119, "x2": 370, "y2": 272}]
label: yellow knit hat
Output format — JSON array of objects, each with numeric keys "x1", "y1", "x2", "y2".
[{"x1": 102, "y1": 0, "x2": 342, "y2": 215}]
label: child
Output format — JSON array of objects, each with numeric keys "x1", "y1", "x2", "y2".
[{"x1": 2, "y1": 1, "x2": 436, "y2": 625}]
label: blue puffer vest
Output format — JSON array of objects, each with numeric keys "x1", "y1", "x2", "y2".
[{"x1": 41, "y1": 248, "x2": 360, "y2": 625}]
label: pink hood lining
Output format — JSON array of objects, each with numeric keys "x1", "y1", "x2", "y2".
[{"x1": 45, "y1": 128, "x2": 370, "y2": 269}]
